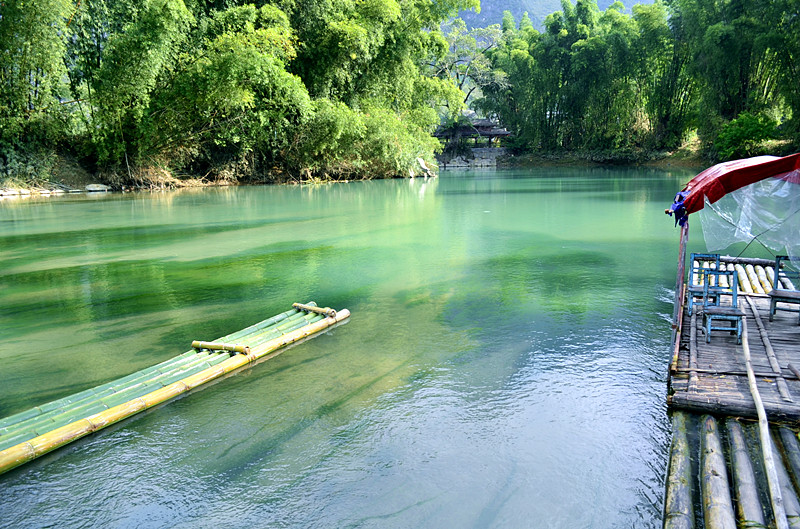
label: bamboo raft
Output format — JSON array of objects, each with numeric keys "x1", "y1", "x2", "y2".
[
  {"x1": 665, "y1": 246, "x2": 800, "y2": 528},
  {"x1": 0, "y1": 302, "x2": 349, "y2": 475},
  {"x1": 668, "y1": 257, "x2": 800, "y2": 420}
]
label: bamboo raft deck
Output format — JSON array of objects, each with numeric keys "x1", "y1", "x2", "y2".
[
  {"x1": 669, "y1": 294, "x2": 800, "y2": 421},
  {"x1": 0, "y1": 302, "x2": 349, "y2": 475},
  {"x1": 665, "y1": 254, "x2": 800, "y2": 529}
]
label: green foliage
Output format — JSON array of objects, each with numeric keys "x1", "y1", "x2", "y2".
[
  {"x1": 474, "y1": 0, "x2": 796, "y2": 157},
  {"x1": 0, "y1": 0, "x2": 72, "y2": 157},
  {"x1": 631, "y1": 1, "x2": 694, "y2": 149},
  {"x1": 6, "y1": 0, "x2": 799, "y2": 183},
  {"x1": 91, "y1": 0, "x2": 194, "y2": 164},
  {"x1": 141, "y1": 3, "x2": 311, "y2": 173},
  {"x1": 479, "y1": 0, "x2": 646, "y2": 151},
  {"x1": 712, "y1": 112, "x2": 777, "y2": 160},
  {"x1": 286, "y1": 97, "x2": 440, "y2": 179}
]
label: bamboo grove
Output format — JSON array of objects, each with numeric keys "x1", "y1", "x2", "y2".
[
  {"x1": 468, "y1": 0, "x2": 800, "y2": 160},
  {"x1": 0, "y1": 0, "x2": 476, "y2": 182},
  {"x1": 1, "y1": 0, "x2": 799, "y2": 184}
]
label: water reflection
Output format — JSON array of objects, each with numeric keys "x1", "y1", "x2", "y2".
[{"x1": 1, "y1": 167, "x2": 692, "y2": 528}]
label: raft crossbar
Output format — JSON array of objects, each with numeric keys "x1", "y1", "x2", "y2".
[
  {"x1": 191, "y1": 341, "x2": 251, "y2": 355},
  {"x1": 0, "y1": 302, "x2": 350, "y2": 475}
]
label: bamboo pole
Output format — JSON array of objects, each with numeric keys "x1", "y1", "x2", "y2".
[
  {"x1": 741, "y1": 317, "x2": 790, "y2": 529},
  {"x1": 700, "y1": 414, "x2": 737, "y2": 529},
  {"x1": 779, "y1": 427, "x2": 800, "y2": 498},
  {"x1": 0, "y1": 350, "x2": 202, "y2": 432},
  {"x1": 689, "y1": 311, "x2": 698, "y2": 392},
  {"x1": 771, "y1": 430, "x2": 800, "y2": 529},
  {"x1": 736, "y1": 264, "x2": 754, "y2": 294},
  {"x1": 767, "y1": 267, "x2": 778, "y2": 288},
  {"x1": 726, "y1": 419, "x2": 766, "y2": 528},
  {"x1": 293, "y1": 302, "x2": 336, "y2": 318},
  {"x1": 219, "y1": 308, "x2": 297, "y2": 341},
  {"x1": 745, "y1": 297, "x2": 793, "y2": 402},
  {"x1": 664, "y1": 411, "x2": 695, "y2": 529},
  {"x1": 756, "y1": 266, "x2": 773, "y2": 293},
  {"x1": 0, "y1": 351, "x2": 231, "y2": 446},
  {"x1": 0, "y1": 307, "x2": 350, "y2": 475},
  {"x1": 672, "y1": 223, "x2": 688, "y2": 346},
  {"x1": 191, "y1": 341, "x2": 250, "y2": 354},
  {"x1": 720, "y1": 256, "x2": 776, "y2": 267},
  {"x1": 746, "y1": 265, "x2": 766, "y2": 295}
]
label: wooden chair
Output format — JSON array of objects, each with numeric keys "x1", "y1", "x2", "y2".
[
  {"x1": 702, "y1": 269, "x2": 745, "y2": 344},
  {"x1": 688, "y1": 253, "x2": 721, "y2": 316},
  {"x1": 769, "y1": 255, "x2": 800, "y2": 325}
]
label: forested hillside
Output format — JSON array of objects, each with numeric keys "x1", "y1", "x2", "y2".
[
  {"x1": 450, "y1": 0, "x2": 800, "y2": 160},
  {"x1": 1, "y1": 0, "x2": 798, "y2": 186},
  {"x1": 0, "y1": 0, "x2": 478, "y2": 184}
]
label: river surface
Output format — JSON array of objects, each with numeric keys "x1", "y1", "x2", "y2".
[{"x1": 0, "y1": 167, "x2": 699, "y2": 528}]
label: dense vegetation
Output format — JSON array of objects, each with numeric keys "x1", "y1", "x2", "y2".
[
  {"x1": 0, "y1": 0, "x2": 475, "y2": 184},
  {"x1": 466, "y1": 0, "x2": 800, "y2": 160},
  {"x1": 1, "y1": 0, "x2": 798, "y2": 186}
]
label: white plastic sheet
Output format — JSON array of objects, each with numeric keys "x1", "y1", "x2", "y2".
[{"x1": 698, "y1": 172, "x2": 800, "y2": 262}]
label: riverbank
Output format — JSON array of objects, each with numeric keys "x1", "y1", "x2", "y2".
[
  {"x1": 2, "y1": 143, "x2": 707, "y2": 198},
  {"x1": 500, "y1": 141, "x2": 705, "y2": 170}
]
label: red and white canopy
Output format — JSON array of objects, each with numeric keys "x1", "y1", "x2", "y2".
[{"x1": 668, "y1": 153, "x2": 800, "y2": 261}]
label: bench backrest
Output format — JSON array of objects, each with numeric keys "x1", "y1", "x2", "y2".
[
  {"x1": 689, "y1": 253, "x2": 721, "y2": 288},
  {"x1": 703, "y1": 269, "x2": 739, "y2": 308},
  {"x1": 773, "y1": 255, "x2": 800, "y2": 291}
]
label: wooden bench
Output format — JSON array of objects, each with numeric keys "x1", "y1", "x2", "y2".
[
  {"x1": 769, "y1": 255, "x2": 800, "y2": 324},
  {"x1": 701, "y1": 269, "x2": 745, "y2": 344}
]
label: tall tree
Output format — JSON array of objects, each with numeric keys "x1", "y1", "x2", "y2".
[
  {"x1": 0, "y1": 0, "x2": 72, "y2": 156},
  {"x1": 90, "y1": 0, "x2": 194, "y2": 164},
  {"x1": 632, "y1": 1, "x2": 694, "y2": 148}
]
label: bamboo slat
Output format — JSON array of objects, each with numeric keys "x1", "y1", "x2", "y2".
[
  {"x1": 772, "y1": 430, "x2": 800, "y2": 529},
  {"x1": 741, "y1": 318, "x2": 790, "y2": 529},
  {"x1": 664, "y1": 412, "x2": 694, "y2": 529},
  {"x1": 726, "y1": 419, "x2": 766, "y2": 528},
  {"x1": 700, "y1": 415, "x2": 736, "y2": 529},
  {"x1": 780, "y1": 427, "x2": 800, "y2": 494},
  {"x1": 745, "y1": 297, "x2": 793, "y2": 402}
]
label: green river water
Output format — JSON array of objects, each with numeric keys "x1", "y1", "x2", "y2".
[{"x1": 0, "y1": 167, "x2": 701, "y2": 528}]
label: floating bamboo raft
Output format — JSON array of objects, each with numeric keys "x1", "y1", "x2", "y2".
[
  {"x1": 664, "y1": 412, "x2": 800, "y2": 529},
  {"x1": 665, "y1": 248, "x2": 800, "y2": 529},
  {"x1": 0, "y1": 302, "x2": 349, "y2": 475},
  {"x1": 669, "y1": 259, "x2": 800, "y2": 420}
]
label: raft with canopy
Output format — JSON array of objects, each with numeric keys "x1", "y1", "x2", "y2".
[
  {"x1": 664, "y1": 155, "x2": 800, "y2": 529},
  {"x1": 0, "y1": 302, "x2": 349, "y2": 475}
]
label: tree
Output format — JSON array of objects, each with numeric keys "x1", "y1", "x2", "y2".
[
  {"x1": 632, "y1": 1, "x2": 694, "y2": 149},
  {"x1": 0, "y1": 0, "x2": 72, "y2": 158},
  {"x1": 90, "y1": 0, "x2": 194, "y2": 165},
  {"x1": 668, "y1": 0, "x2": 781, "y2": 146},
  {"x1": 431, "y1": 18, "x2": 505, "y2": 109}
]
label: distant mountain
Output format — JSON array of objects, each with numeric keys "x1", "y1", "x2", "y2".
[{"x1": 458, "y1": 0, "x2": 654, "y2": 29}]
